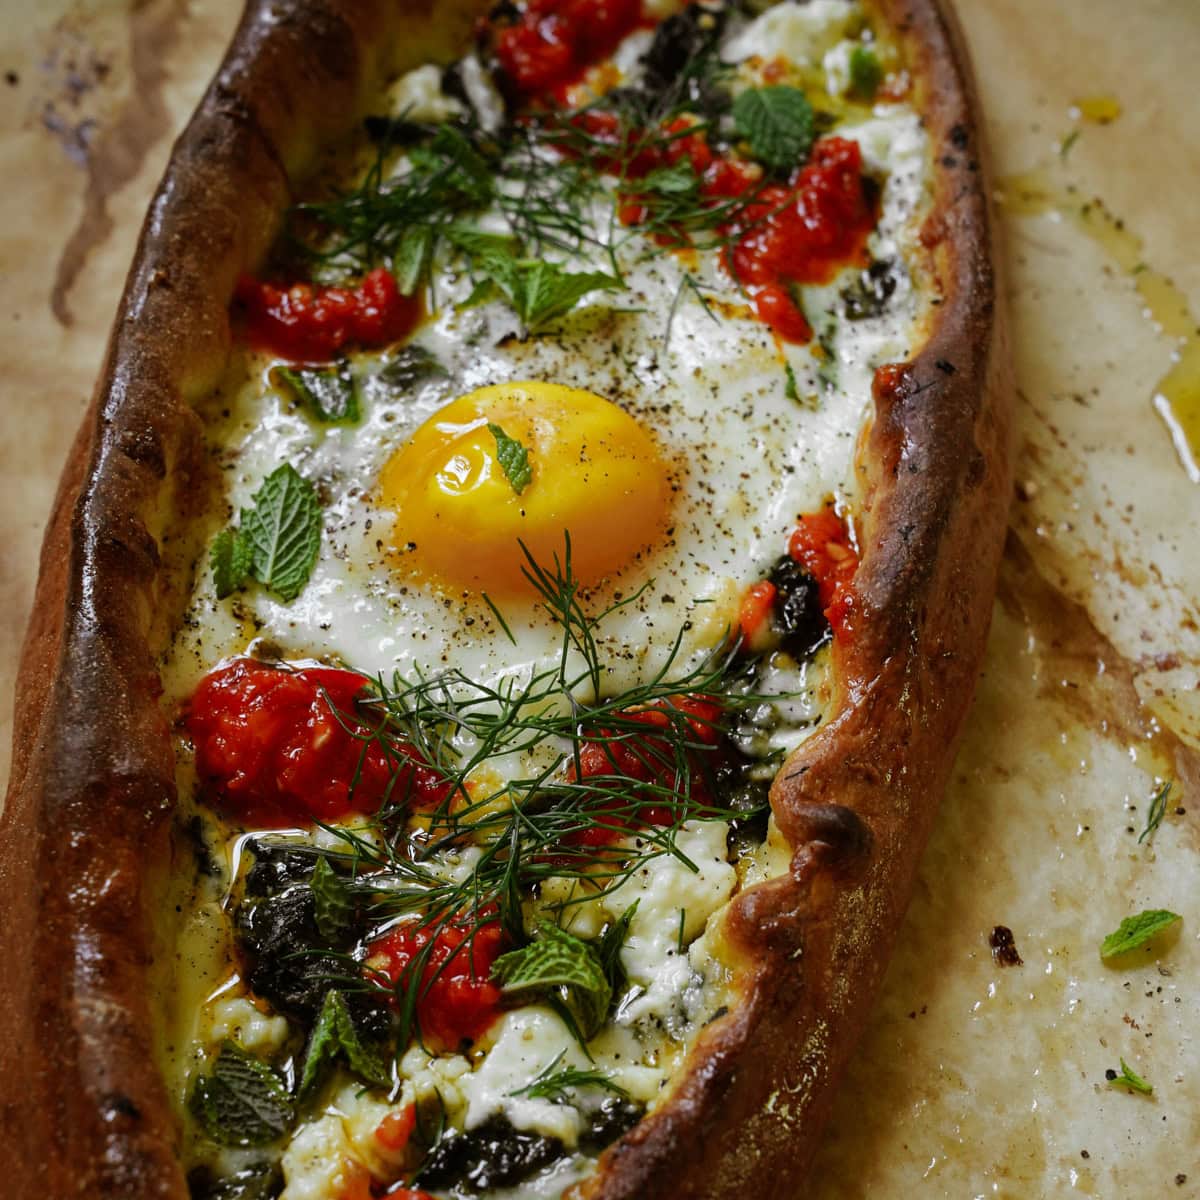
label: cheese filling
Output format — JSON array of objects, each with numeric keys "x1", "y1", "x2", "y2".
[{"x1": 161, "y1": 3, "x2": 935, "y2": 1198}]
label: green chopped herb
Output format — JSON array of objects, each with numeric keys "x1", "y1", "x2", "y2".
[
  {"x1": 1059, "y1": 129, "x2": 1081, "y2": 161},
  {"x1": 1138, "y1": 781, "x2": 1172, "y2": 845},
  {"x1": 508, "y1": 1050, "x2": 629, "y2": 1102},
  {"x1": 188, "y1": 1041, "x2": 295, "y2": 1147},
  {"x1": 210, "y1": 464, "x2": 322, "y2": 603},
  {"x1": 377, "y1": 343, "x2": 447, "y2": 390},
  {"x1": 848, "y1": 45, "x2": 883, "y2": 100},
  {"x1": 784, "y1": 361, "x2": 800, "y2": 403},
  {"x1": 475, "y1": 253, "x2": 622, "y2": 331},
  {"x1": 488, "y1": 423, "x2": 533, "y2": 495},
  {"x1": 276, "y1": 364, "x2": 361, "y2": 424},
  {"x1": 1099, "y1": 909, "x2": 1181, "y2": 960},
  {"x1": 299, "y1": 990, "x2": 391, "y2": 1099},
  {"x1": 240, "y1": 464, "x2": 323, "y2": 602},
  {"x1": 210, "y1": 527, "x2": 254, "y2": 600},
  {"x1": 1106, "y1": 1057, "x2": 1152, "y2": 1095},
  {"x1": 492, "y1": 922, "x2": 612, "y2": 1039},
  {"x1": 310, "y1": 857, "x2": 354, "y2": 942},
  {"x1": 732, "y1": 86, "x2": 815, "y2": 172}
]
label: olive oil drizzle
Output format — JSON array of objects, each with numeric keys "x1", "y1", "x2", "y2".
[{"x1": 995, "y1": 164, "x2": 1200, "y2": 483}]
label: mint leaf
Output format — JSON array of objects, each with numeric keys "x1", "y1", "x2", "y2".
[
  {"x1": 310, "y1": 857, "x2": 354, "y2": 942},
  {"x1": 240, "y1": 464, "x2": 323, "y2": 602},
  {"x1": 1107, "y1": 1057, "x2": 1153, "y2": 1095},
  {"x1": 492, "y1": 922, "x2": 612, "y2": 1038},
  {"x1": 276, "y1": 364, "x2": 361, "y2": 424},
  {"x1": 849, "y1": 46, "x2": 883, "y2": 99},
  {"x1": 733, "y1": 86, "x2": 815, "y2": 172},
  {"x1": 444, "y1": 225, "x2": 622, "y2": 330},
  {"x1": 188, "y1": 1041, "x2": 294, "y2": 1146},
  {"x1": 211, "y1": 527, "x2": 254, "y2": 599},
  {"x1": 1100, "y1": 909, "x2": 1181, "y2": 960},
  {"x1": 515, "y1": 262, "x2": 622, "y2": 330},
  {"x1": 299, "y1": 990, "x2": 390, "y2": 1098},
  {"x1": 488, "y1": 423, "x2": 533, "y2": 495}
]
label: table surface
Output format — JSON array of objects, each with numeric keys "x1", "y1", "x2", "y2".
[{"x1": 1, "y1": 2, "x2": 1197, "y2": 1196}]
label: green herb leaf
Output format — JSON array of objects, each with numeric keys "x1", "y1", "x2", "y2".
[
  {"x1": 848, "y1": 45, "x2": 883, "y2": 99},
  {"x1": 597, "y1": 902, "x2": 638, "y2": 998},
  {"x1": 276, "y1": 364, "x2": 361, "y2": 424},
  {"x1": 188, "y1": 1041, "x2": 295, "y2": 1147},
  {"x1": 211, "y1": 527, "x2": 254, "y2": 600},
  {"x1": 488, "y1": 423, "x2": 533, "y2": 495},
  {"x1": 299, "y1": 990, "x2": 391, "y2": 1099},
  {"x1": 1107, "y1": 1057, "x2": 1153, "y2": 1095},
  {"x1": 196, "y1": 1163, "x2": 281, "y2": 1200},
  {"x1": 492, "y1": 922, "x2": 612, "y2": 1039},
  {"x1": 1059, "y1": 129, "x2": 1080, "y2": 161},
  {"x1": 393, "y1": 224, "x2": 434, "y2": 295},
  {"x1": 472, "y1": 251, "x2": 622, "y2": 332},
  {"x1": 733, "y1": 86, "x2": 815, "y2": 172},
  {"x1": 240, "y1": 464, "x2": 323, "y2": 602},
  {"x1": 310, "y1": 857, "x2": 355, "y2": 942},
  {"x1": 638, "y1": 162, "x2": 699, "y2": 198},
  {"x1": 1138, "y1": 781, "x2": 1172, "y2": 845},
  {"x1": 1099, "y1": 909, "x2": 1182, "y2": 960},
  {"x1": 509, "y1": 1050, "x2": 630, "y2": 1103},
  {"x1": 784, "y1": 361, "x2": 799, "y2": 403},
  {"x1": 378, "y1": 344, "x2": 447, "y2": 391}
]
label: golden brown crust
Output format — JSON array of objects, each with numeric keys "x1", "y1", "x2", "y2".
[{"x1": 0, "y1": 1, "x2": 1010, "y2": 1197}]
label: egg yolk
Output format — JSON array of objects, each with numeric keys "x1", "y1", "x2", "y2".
[{"x1": 379, "y1": 381, "x2": 670, "y2": 593}]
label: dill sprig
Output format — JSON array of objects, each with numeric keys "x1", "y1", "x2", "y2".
[
  {"x1": 284, "y1": 6, "x2": 777, "y2": 314},
  {"x1": 260, "y1": 539, "x2": 778, "y2": 1049},
  {"x1": 508, "y1": 1050, "x2": 629, "y2": 1102}
]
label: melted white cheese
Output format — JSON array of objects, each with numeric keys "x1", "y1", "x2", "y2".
[
  {"x1": 722, "y1": 0, "x2": 858, "y2": 67},
  {"x1": 168, "y1": 3, "x2": 936, "y2": 1194}
]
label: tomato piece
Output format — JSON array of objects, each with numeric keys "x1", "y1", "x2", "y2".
[
  {"x1": 333, "y1": 1158, "x2": 372, "y2": 1200},
  {"x1": 787, "y1": 508, "x2": 860, "y2": 641},
  {"x1": 563, "y1": 695, "x2": 724, "y2": 846},
  {"x1": 235, "y1": 267, "x2": 421, "y2": 363},
  {"x1": 726, "y1": 137, "x2": 875, "y2": 343},
  {"x1": 374, "y1": 1105, "x2": 417, "y2": 1153},
  {"x1": 494, "y1": 0, "x2": 642, "y2": 97},
  {"x1": 738, "y1": 579, "x2": 778, "y2": 651},
  {"x1": 185, "y1": 659, "x2": 448, "y2": 826},
  {"x1": 367, "y1": 915, "x2": 505, "y2": 1050},
  {"x1": 751, "y1": 283, "x2": 813, "y2": 343}
]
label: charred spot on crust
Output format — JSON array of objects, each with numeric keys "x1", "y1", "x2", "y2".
[
  {"x1": 989, "y1": 924, "x2": 1023, "y2": 967},
  {"x1": 801, "y1": 803, "x2": 871, "y2": 866},
  {"x1": 416, "y1": 1115, "x2": 564, "y2": 1191},
  {"x1": 768, "y1": 555, "x2": 831, "y2": 659}
]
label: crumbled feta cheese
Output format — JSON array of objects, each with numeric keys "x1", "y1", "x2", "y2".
[
  {"x1": 207, "y1": 995, "x2": 290, "y2": 1055},
  {"x1": 279, "y1": 1114, "x2": 360, "y2": 1200},
  {"x1": 461, "y1": 1007, "x2": 586, "y2": 1145},
  {"x1": 389, "y1": 63, "x2": 465, "y2": 123}
]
